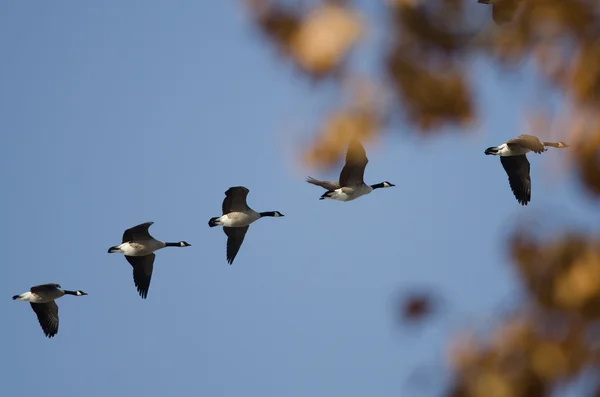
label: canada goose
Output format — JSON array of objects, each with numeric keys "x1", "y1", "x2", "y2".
[
  {"x1": 306, "y1": 139, "x2": 395, "y2": 201},
  {"x1": 485, "y1": 134, "x2": 569, "y2": 205},
  {"x1": 12, "y1": 283, "x2": 87, "y2": 338},
  {"x1": 478, "y1": 0, "x2": 518, "y2": 25},
  {"x1": 107, "y1": 222, "x2": 191, "y2": 299},
  {"x1": 208, "y1": 186, "x2": 284, "y2": 264}
]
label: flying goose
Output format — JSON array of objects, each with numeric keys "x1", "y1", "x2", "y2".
[
  {"x1": 13, "y1": 283, "x2": 87, "y2": 338},
  {"x1": 485, "y1": 134, "x2": 569, "y2": 205},
  {"x1": 306, "y1": 139, "x2": 395, "y2": 201},
  {"x1": 208, "y1": 186, "x2": 284, "y2": 264},
  {"x1": 107, "y1": 222, "x2": 191, "y2": 299}
]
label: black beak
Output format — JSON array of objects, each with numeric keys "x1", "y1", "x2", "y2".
[{"x1": 484, "y1": 147, "x2": 497, "y2": 155}]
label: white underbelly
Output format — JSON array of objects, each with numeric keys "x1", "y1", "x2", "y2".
[
  {"x1": 17, "y1": 290, "x2": 63, "y2": 303},
  {"x1": 220, "y1": 212, "x2": 259, "y2": 227},
  {"x1": 118, "y1": 240, "x2": 163, "y2": 256},
  {"x1": 327, "y1": 186, "x2": 372, "y2": 202}
]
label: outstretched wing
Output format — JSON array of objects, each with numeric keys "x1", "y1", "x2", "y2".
[
  {"x1": 222, "y1": 186, "x2": 250, "y2": 214},
  {"x1": 30, "y1": 283, "x2": 61, "y2": 293},
  {"x1": 506, "y1": 135, "x2": 546, "y2": 154},
  {"x1": 125, "y1": 253, "x2": 155, "y2": 299},
  {"x1": 305, "y1": 177, "x2": 341, "y2": 191},
  {"x1": 500, "y1": 155, "x2": 531, "y2": 205},
  {"x1": 339, "y1": 140, "x2": 369, "y2": 187},
  {"x1": 30, "y1": 301, "x2": 59, "y2": 338},
  {"x1": 223, "y1": 226, "x2": 249, "y2": 265},
  {"x1": 123, "y1": 222, "x2": 154, "y2": 243}
]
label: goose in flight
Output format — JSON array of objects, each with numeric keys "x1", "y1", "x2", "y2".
[
  {"x1": 484, "y1": 134, "x2": 569, "y2": 205},
  {"x1": 107, "y1": 222, "x2": 191, "y2": 299},
  {"x1": 306, "y1": 139, "x2": 394, "y2": 201},
  {"x1": 13, "y1": 283, "x2": 87, "y2": 338},
  {"x1": 208, "y1": 186, "x2": 284, "y2": 264}
]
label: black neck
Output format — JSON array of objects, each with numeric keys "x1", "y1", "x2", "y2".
[
  {"x1": 165, "y1": 242, "x2": 181, "y2": 247},
  {"x1": 260, "y1": 211, "x2": 278, "y2": 217},
  {"x1": 542, "y1": 141, "x2": 562, "y2": 148},
  {"x1": 63, "y1": 290, "x2": 78, "y2": 296},
  {"x1": 370, "y1": 183, "x2": 385, "y2": 190}
]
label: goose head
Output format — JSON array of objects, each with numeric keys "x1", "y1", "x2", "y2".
[
  {"x1": 371, "y1": 181, "x2": 395, "y2": 190},
  {"x1": 107, "y1": 245, "x2": 120, "y2": 253}
]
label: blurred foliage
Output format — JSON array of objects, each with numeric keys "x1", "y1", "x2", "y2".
[
  {"x1": 243, "y1": 0, "x2": 600, "y2": 395},
  {"x1": 445, "y1": 229, "x2": 600, "y2": 396}
]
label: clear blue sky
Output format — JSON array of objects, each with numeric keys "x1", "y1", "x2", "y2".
[{"x1": 1, "y1": 2, "x2": 599, "y2": 397}]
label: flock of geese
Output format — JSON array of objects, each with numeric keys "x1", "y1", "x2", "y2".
[{"x1": 12, "y1": 134, "x2": 568, "y2": 338}]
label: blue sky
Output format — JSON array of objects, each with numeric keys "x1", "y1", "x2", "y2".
[{"x1": 1, "y1": 2, "x2": 599, "y2": 397}]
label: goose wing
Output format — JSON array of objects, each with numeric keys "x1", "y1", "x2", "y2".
[
  {"x1": 224, "y1": 226, "x2": 249, "y2": 265},
  {"x1": 339, "y1": 139, "x2": 369, "y2": 187},
  {"x1": 123, "y1": 222, "x2": 154, "y2": 243},
  {"x1": 222, "y1": 186, "x2": 250, "y2": 214},
  {"x1": 125, "y1": 253, "x2": 155, "y2": 299},
  {"x1": 30, "y1": 283, "x2": 61, "y2": 293},
  {"x1": 305, "y1": 177, "x2": 340, "y2": 191},
  {"x1": 506, "y1": 135, "x2": 546, "y2": 154},
  {"x1": 500, "y1": 155, "x2": 531, "y2": 205},
  {"x1": 30, "y1": 301, "x2": 59, "y2": 338}
]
